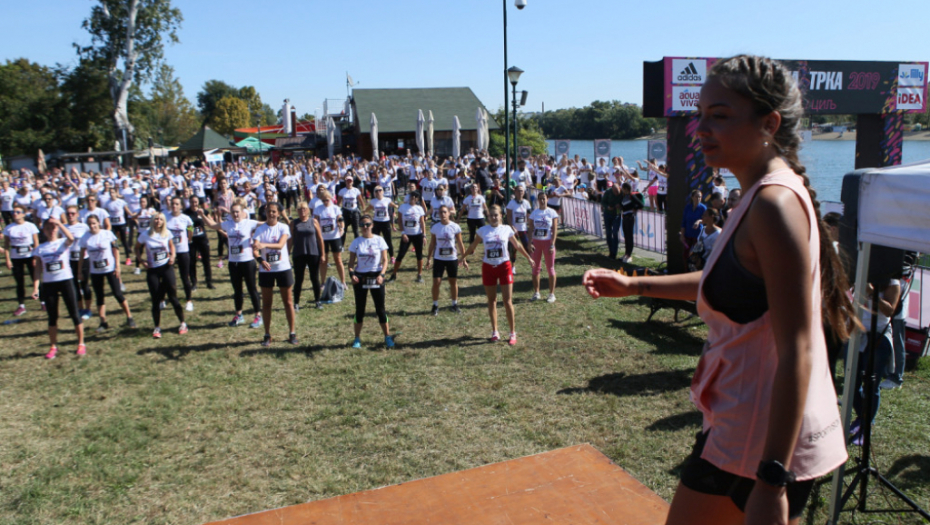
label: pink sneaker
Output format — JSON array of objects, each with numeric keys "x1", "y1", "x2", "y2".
[
  {"x1": 217, "y1": 261, "x2": 224, "y2": 269},
  {"x1": 179, "y1": 323, "x2": 189, "y2": 335},
  {"x1": 13, "y1": 306, "x2": 26, "y2": 316},
  {"x1": 45, "y1": 346, "x2": 58, "y2": 360},
  {"x1": 76, "y1": 344, "x2": 86, "y2": 356},
  {"x1": 125, "y1": 258, "x2": 132, "y2": 266},
  {"x1": 490, "y1": 331, "x2": 500, "y2": 342},
  {"x1": 508, "y1": 332, "x2": 517, "y2": 346}
]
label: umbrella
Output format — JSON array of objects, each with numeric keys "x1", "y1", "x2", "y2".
[
  {"x1": 475, "y1": 108, "x2": 485, "y2": 154},
  {"x1": 115, "y1": 140, "x2": 122, "y2": 166},
  {"x1": 452, "y1": 116, "x2": 461, "y2": 159},
  {"x1": 480, "y1": 109, "x2": 490, "y2": 151},
  {"x1": 427, "y1": 110, "x2": 434, "y2": 158},
  {"x1": 416, "y1": 110, "x2": 425, "y2": 154},
  {"x1": 328, "y1": 117, "x2": 337, "y2": 159},
  {"x1": 37, "y1": 149, "x2": 47, "y2": 174},
  {"x1": 370, "y1": 113, "x2": 379, "y2": 160}
]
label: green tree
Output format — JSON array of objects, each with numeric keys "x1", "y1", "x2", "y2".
[
  {"x1": 57, "y1": 57, "x2": 114, "y2": 152},
  {"x1": 136, "y1": 64, "x2": 199, "y2": 146},
  {"x1": 197, "y1": 79, "x2": 238, "y2": 120},
  {"x1": 298, "y1": 113, "x2": 316, "y2": 122},
  {"x1": 488, "y1": 109, "x2": 548, "y2": 158},
  {"x1": 527, "y1": 100, "x2": 663, "y2": 140},
  {"x1": 0, "y1": 59, "x2": 67, "y2": 157},
  {"x1": 209, "y1": 96, "x2": 250, "y2": 136},
  {"x1": 77, "y1": 0, "x2": 183, "y2": 155}
]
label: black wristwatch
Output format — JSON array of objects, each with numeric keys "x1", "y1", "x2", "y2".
[{"x1": 756, "y1": 460, "x2": 796, "y2": 487}]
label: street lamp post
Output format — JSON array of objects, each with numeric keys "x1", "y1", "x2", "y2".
[
  {"x1": 254, "y1": 113, "x2": 264, "y2": 164},
  {"x1": 509, "y1": 67, "x2": 523, "y2": 193},
  {"x1": 503, "y1": 0, "x2": 527, "y2": 202}
]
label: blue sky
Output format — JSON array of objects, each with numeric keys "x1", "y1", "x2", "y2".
[{"x1": 2, "y1": 0, "x2": 925, "y2": 120}]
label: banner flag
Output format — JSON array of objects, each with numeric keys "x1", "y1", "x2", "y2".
[
  {"x1": 594, "y1": 139, "x2": 611, "y2": 161},
  {"x1": 554, "y1": 140, "x2": 571, "y2": 159},
  {"x1": 518, "y1": 146, "x2": 532, "y2": 160},
  {"x1": 647, "y1": 140, "x2": 667, "y2": 162}
]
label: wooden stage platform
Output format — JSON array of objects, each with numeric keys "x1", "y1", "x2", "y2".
[{"x1": 205, "y1": 444, "x2": 670, "y2": 525}]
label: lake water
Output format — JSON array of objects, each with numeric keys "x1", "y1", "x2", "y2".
[{"x1": 545, "y1": 139, "x2": 930, "y2": 202}]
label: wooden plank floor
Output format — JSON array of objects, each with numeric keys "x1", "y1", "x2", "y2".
[{"x1": 205, "y1": 444, "x2": 670, "y2": 525}]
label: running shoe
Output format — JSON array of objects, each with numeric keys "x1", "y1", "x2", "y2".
[
  {"x1": 217, "y1": 261, "x2": 224, "y2": 269},
  {"x1": 508, "y1": 332, "x2": 517, "y2": 346},
  {"x1": 228, "y1": 314, "x2": 244, "y2": 327},
  {"x1": 315, "y1": 301, "x2": 323, "y2": 310},
  {"x1": 120, "y1": 282, "x2": 126, "y2": 293},
  {"x1": 76, "y1": 344, "x2": 86, "y2": 357},
  {"x1": 125, "y1": 258, "x2": 132, "y2": 266},
  {"x1": 351, "y1": 337, "x2": 362, "y2": 349},
  {"x1": 385, "y1": 335, "x2": 395, "y2": 349},
  {"x1": 450, "y1": 304, "x2": 462, "y2": 314},
  {"x1": 191, "y1": 285, "x2": 198, "y2": 293},
  {"x1": 490, "y1": 331, "x2": 500, "y2": 342},
  {"x1": 13, "y1": 306, "x2": 26, "y2": 317},
  {"x1": 547, "y1": 293, "x2": 556, "y2": 303},
  {"x1": 294, "y1": 304, "x2": 300, "y2": 312},
  {"x1": 879, "y1": 379, "x2": 902, "y2": 390},
  {"x1": 206, "y1": 283, "x2": 216, "y2": 290},
  {"x1": 96, "y1": 321, "x2": 109, "y2": 333},
  {"x1": 530, "y1": 292, "x2": 541, "y2": 302},
  {"x1": 178, "y1": 323, "x2": 188, "y2": 335},
  {"x1": 45, "y1": 346, "x2": 58, "y2": 360},
  {"x1": 152, "y1": 328, "x2": 162, "y2": 339},
  {"x1": 249, "y1": 314, "x2": 262, "y2": 329},
  {"x1": 185, "y1": 301, "x2": 194, "y2": 312},
  {"x1": 133, "y1": 267, "x2": 141, "y2": 275},
  {"x1": 431, "y1": 304, "x2": 439, "y2": 316},
  {"x1": 126, "y1": 318, "x2": 137, "y2": 329},
  {"x1": 41, "y1": 302, "x2": 47, "y2": 312},
  {"x1": 81, "y1": 309, "x2": 92, "y2": 320},
  {"x1": 414, "y1": 275, "x2": 424, "y2": 284},
  {"x1": 288, "y1": 332, "x2": 298, "y2": 345},
  {"x1": 159, "y1": 301, "x2": 166, "y2": 310},
  {"x1": 390, "y1": 257, "x2": 396, "y2": 265},
  {"x1": 261, "y1": 333, "x2": 272, "y2": 347}
]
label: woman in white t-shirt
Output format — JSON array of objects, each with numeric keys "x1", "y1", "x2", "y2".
[
  {"x1": 528, "y1": 192, "x2": 560, "y2": 303},
  {"x1": 79, "y1": 214, "x2": 135, "y2": 331},
  {"x1": 505, "y1": 185, "x2": 532, "y2": 275},
  {"x1": 199, "y1": 203, "x2": 263, "y2": 329},
  {"x1": 313, "y1": 188, "x2": 347, "y2": 287},
  {"x1": 166, "y1": 197, "x2": 196, "y2": 312},
  {"x1": 364, "y1": 185, "x2": 397, "y2": 262},
  {"x1": 425, "y1": 205, "x2": 465, "y2": 316},
  {"x1": 460, "y1": 205, "x2": 532, "y2": 345},
  {"x1": 347, "y1": 214, "x2": 394, "y2": 349},
  {"x1": 388, "y1": 191, "x2": 426, "y2": 283},
  {"x1": 135, "y1": 212, "x2": 187, "y2": 338},
  {"x1": 4, "y1": 203, "x2": 41, "y2": 316},
  {"x1": 131, "y1": 195, "x2": 157, "y2": 275},
  {"x1": 459, "y1": 183, "x2": 489, "y2": 244},
  {"x1": 32, "y1": 218, "x2": 85, "y2": 359},
  {"x1": 252, "y1": 202, "x2": 297, "y2": 346}
]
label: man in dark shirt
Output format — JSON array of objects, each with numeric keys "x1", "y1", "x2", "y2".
[
  {"x1": 475, "y1": 159, "x2": 493, "y2": 193},
  {"x1": 601, "y1": 183, "x2": 624, "y2": 259}
]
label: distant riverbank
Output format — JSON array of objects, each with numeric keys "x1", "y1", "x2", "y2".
[{"x1": 634, "y1": 131, "x2": 930, "y2": 141}]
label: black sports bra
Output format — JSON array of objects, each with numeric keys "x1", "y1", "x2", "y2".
[{"x1": 703, "y1": 235, "x2": 768, "y2": 324}]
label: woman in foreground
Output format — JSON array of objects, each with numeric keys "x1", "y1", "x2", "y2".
[{"x1": 583, "y1": 55, "x2": 855, "y2": 525}]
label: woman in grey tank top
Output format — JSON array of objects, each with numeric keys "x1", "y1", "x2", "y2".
[{"x1": 289, "y1": 202, "x2": 324, "y2": 309}]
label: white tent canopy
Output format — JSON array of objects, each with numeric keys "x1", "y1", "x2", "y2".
[
  {"x1": 416, "y1": 110, "x2": 425, "y2": 154},
  {"x1": 452, "y1": 116, "x2": 461, "y2": 159},
  {"x1": 370, "y1": 113, "x2": 379, "y2": 160},
  {"x1": 857, "y1": 159, "x2": 930, "y2": 253}
]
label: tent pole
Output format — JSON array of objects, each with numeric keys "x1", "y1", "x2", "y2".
[{"x1": 827, "y1": 242, "x2": 871, "y2": 524}]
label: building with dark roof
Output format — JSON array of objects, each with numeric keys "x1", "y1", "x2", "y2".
[{"x1": 351, "y1": 88, "x2": 499, "y2": 159}]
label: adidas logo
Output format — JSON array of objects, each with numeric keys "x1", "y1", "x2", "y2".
[{"x1": 678, "y1": 62, "x2": 703, "y2": 82}]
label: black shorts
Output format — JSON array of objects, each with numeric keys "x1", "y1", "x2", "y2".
[
  {"x1": 324, "y1": 238, "x2": 343, "y2": 254},
  {"x1": 258, "y1": 268, "x2": 295, "y2": 288},
  {"x1": 432, "y1": 258, "x2": 458, "y2": 279},
  {"x1": 680, "y1": 431, "x2": 815, "y2": 519}
]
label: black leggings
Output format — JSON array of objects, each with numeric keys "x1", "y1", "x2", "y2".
[
  {"x1": 175, "y1": 252, "x2": 192, "y2": 301},
  {"x1": 11, "y1": 257, "x2": 35, "y2": 305},
  {"x1": 466, "y1": 218, "x2": 485, "y2": 244},
  {"x1": 293, "y1": 253, "x2": 321, "y2": 304},
  {"x1": 112, "y1": 224, "x2": 131, "y2": 258},
  {"x1": 228, "y1": 260, "x2": 261, "y2": 314},
  {"x1": 42, "y1": 279, "x2": 81, "y2": 327},
  {"x1": 353, "y1": 271, "x2": 387, "y2": 324},
  {"x1": 189, "y1": 236, "x2": 213, "y2": 287},
  {"x1": 371, "y1": 221, "x2": 394, "y2": 257},
  {"x1": 146, "y1": 264, "x2": 183, "y2": 327},
  {"x1": 91, "y1": 271, "x2": 126, "y2": 307},
  {"x1": 656, "y1": 193, "x2": 667, "y2": 212},
  {"x1": 341, "y1": 208, "x2": 360, "y2": 243},
  {"x1": 622, "y1": 213, "x2": 636, "y2": 258},
  {"x1": 216, "y1": 231, "x2": 227, "y2": 259},
  {"x1": 395, "y1": 234, "x2": 424, "y2": 264},
  {"x1": 509, "y1": 231, "x2": 530, "y2": 264},
  {"x1": 70, "y1": 260, "x2": 92, "y2": 304}
]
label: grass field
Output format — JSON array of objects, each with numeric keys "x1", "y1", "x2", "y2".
[{"x1": 1, "y1": 230, "x2": 928, "y2": 525}]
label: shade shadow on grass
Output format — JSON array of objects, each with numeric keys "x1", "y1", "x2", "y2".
[
  {"x1": 607, "y1": 318, "x2": 705, "y2": 356},
  {"x1": 885, "y1": 454, "x2": 930, "y2": 492},
  {"x1": 557, "y1": 369, "x2": 694, "y2": 397},
  {"x1": 646, "y1": 411, "x2": 702, "y2": 432},
  {"x1": 136, "y1": 339, "x2": 257, "y2": 361}
]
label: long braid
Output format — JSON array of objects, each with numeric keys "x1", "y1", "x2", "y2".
[{"x1": 712, "y1": 55, "x2": 860, "y2": 342}]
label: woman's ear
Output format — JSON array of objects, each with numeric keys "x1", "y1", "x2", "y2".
[{"x1": 762, "y1": 110, "x2": 783, "y2": 140}]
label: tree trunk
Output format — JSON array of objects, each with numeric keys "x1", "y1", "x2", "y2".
[{"x1": 109, "y1": 0, "x2": 139, "y2": 165}]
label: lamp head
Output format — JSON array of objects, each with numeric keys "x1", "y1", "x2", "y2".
[
  {"x1": 515, "y1": 0, "x2": 527, "y2": 9},
  {"x1": 507, "y1": 66, "x2": 524, "y2": 86}
]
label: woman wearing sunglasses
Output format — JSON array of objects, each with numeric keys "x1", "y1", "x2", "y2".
[
  {"x1": 252, "y1": 202, "x2": 297, "y2": 347},
  {"x1": 347, "y1": 214, "x2": 394, "y2": 349},
  {"x1": 32, "y1": 217, "x2": 85, "y2": 358},
  {"x1": 4, "y1": 203, "x2": 41, "y2": 316}
]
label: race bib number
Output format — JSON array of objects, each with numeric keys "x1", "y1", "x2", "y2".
[
  {"x1": 515, "y1": 215, "x2": 526, "y2": 224},
  {"x1": 266, "y1": 252, "x2": 281, "y2": 263},
  {"x1": 439, "y1": 247, "x2": 453, "y2": 257},
  {"x1": 375, "y1": 209, "x2": 387, "y2": 218},
  {"x1": 487, "y1": 248, "x2": 502, "y2": 259},
  {"x1": 153, "y1": 251, "x2": 168, "y2": 262},
  {"x1": 173, "y1": 235, "x2": 182, "y2": 245},
  {"x1": 230, "y1": 245, "x2": 242, "y2": 255},
  {"x1": 534, "y1": 228, "x2": 548, "y2": 238},
  {"x1": 193, "y1": 227, "x2": 204, "y2": 236},
  {"x1": 404, "y1": 220, "x2": 416, "y2": 228},
  {"x1": 139, "y1": 219, "x2": 150, "y2": 229},
  {"x1": 322, "y1": 224, "x2": 334, "y2": 233},
  {"x1": 15, "y1": 246, "x2": 31, "y2": 255},
  {"x1": 363, "y1": 277, "x2": 379, "y2": 289},
  {"x1": 45, "y1": 261, "x2": 63, "y2": 272},
  {"x1": 93, "y1": 259, "x2": 109, "y2": 269},
  {"x1": 70, "y1": 251, "x2": 81, "y2": 261}
]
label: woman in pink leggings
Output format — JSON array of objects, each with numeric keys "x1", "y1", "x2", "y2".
[{"x1": 528, "y1": 192, "x2": 559, "y2": 303}]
